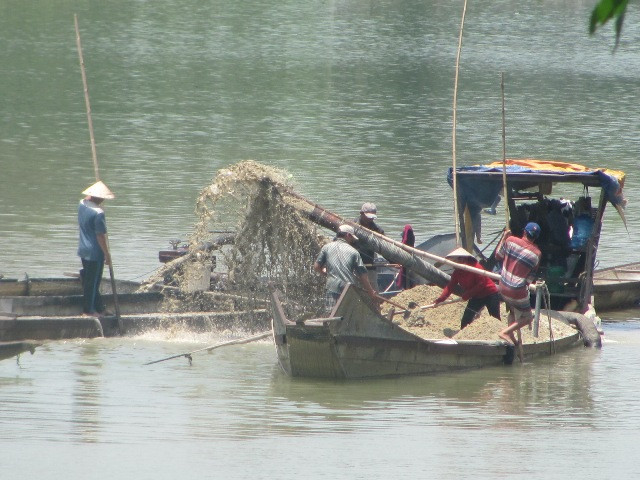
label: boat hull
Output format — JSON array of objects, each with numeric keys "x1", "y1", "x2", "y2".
[
  {"x1": 0, "y1": 278, "x2": 270, "y2": 341},
  {"x1": 593, "y1": 262, "x2": 640, "y2": 311},
  {"x1": 0, "y1": 276, "x2": 141, "y2": 297},
  {"x1": 271, "y1": 284, "x2": 583, "y2": 379}
]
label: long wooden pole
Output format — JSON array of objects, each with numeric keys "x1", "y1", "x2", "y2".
[
  {"x1": 500, "y1": 73, "x2": 510, "y2": 226},
  {"x1": 500, "y1": 73, "x2": 523, "y2": 362},
  {"x1": 144, "y1": 331, "x2": 272, "y2": 366},
  {"x1": 451, "y1": 0, "x2": 469, "y2": 247},
  {"x1": 284, "y1": 187, "x2": 501, "y2": 282},
  {"x1": 74, "y1": 14, "x2": 123, "y2": 333},
  {"x1": 74, "y1": 14, "x2": 100, "y2": 181}
]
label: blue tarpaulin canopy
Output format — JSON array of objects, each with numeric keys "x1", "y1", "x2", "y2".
[{"x1": 447, "y1": 159, "x2": 626, "y2": 210}]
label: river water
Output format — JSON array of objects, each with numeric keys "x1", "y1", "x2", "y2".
[{"x1": 2, "y1": 1, "x2": 640, "y2": 478}]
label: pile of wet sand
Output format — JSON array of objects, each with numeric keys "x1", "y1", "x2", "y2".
[{"x1": 382, "y1": 285, "x2": 577, "y2": 343}]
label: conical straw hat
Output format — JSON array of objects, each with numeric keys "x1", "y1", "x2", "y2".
[
  {"x1": 445, "y1": 247, "x2": 475, "y2": 260},
  {"x1": 82, "y1": 180, "x2": 115, "y2": 199}
]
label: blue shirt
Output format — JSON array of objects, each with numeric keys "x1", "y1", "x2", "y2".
[{"x1": 77, "y1": 199, "x2": 107, "y2": 261}]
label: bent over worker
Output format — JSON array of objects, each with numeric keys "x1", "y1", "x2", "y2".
[
  {"x1": 434, "y1": 247, "x2": 501, "y2": 330},
  {"x1": 314, "y1": 224, "x2": 379, "y2": 314}
]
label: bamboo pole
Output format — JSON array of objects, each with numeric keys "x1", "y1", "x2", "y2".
[
  {"x1": 285, "y1": 187, "x2": 501, "y2": 282},
  {"x1": 74, "y1": 14, "x2": 100, "y2": 181},
  {"x1": 500, "y1": 73, "x2": 510, "y2": 226},
  {"x1": 451, "y1": 0, "x2": 469, "y2": 247},
  {"x1": 282, "y1": 188, "x2": 500, "y2": 291},
  {"x1": 74, "y1": 14, "x2": 123, "y2": 333},
  {"x1": 500, "y1": 73, "x2": 522, "y2": 363},
  {"x1": 144, "y1": 331, "x2": 272, "y2": 366}
]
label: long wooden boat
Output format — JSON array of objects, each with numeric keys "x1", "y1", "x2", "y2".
[
  {"x1": 270, "y1": 284, "x2": 597, "y2": 379},
  {"x1": 593, "y1": 261, "x2": 640, "y2": 311},
  {"x1": 0, "y1": 276, "x2": 269, "y2": 341},
  {"x1": 0, "y1": 275, "x2": 142, "y2": 297},
  {"x1": 269, "y1": 159, "x2": 620, "y2": 379}
]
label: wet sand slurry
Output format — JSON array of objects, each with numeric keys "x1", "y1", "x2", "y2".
[{"x1": 383, "y1": 285, "x2": 576, "y2": 343}]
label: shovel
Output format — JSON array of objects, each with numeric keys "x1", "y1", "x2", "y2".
[{"x1": 389, "y1": 297, "x2": 465, "y2": 319}]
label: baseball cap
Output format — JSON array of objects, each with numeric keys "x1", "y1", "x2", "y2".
[
  {"x1": 360, "y1": 202, "x2": 377, "y2": 219},
  {"x1": 338, "y1": 224, "x2": 359, "y2": 241},
  {"x1": 524, "y1": 222, "x2": 541, "y2": 239}
]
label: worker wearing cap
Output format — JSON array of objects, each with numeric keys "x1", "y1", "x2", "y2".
[
  {"x1": 314, "y1": 224, "x2": 379, "y2": 313},
  {"x1": 354, "y1": 202, "x2": 385, "y2": 291},
  {"x1": 77, "y1": 180, "x2": 114, "y2": 317},
  {"x1": 434, "y1": 247, "x2": 501, "y2": 329},
  {"x1": 496, "y1": 222, "x2": 542, "y2": 345}
]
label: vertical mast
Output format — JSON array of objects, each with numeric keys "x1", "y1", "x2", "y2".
[{"x1": 452, "y1": 0, "x2": 469, "y2": 247}]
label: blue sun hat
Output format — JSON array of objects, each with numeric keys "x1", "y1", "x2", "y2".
[{"x1": 524, "y1": 222, "x2": 541, "y2": 239}]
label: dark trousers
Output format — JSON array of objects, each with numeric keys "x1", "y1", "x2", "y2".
[
  {"x1": 81, "y1": 258, "x2": 105, "y2": 314},
  {"x1": 461, "y1": 292, "x2": 501, "y2": 329}
]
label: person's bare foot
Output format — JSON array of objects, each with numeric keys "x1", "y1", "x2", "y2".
[{"x1": 498, "y1": 332, "x2": 514, "y2": 345}]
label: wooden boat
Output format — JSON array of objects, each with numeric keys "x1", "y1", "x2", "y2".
[
  {"x1": 270, "y1": 284, "x2": 596, "y2": 379},
  {"x1": 0, "y1": 275, "x2": 269, "y2": 341},
  {"x1": 593, "y1": 261, "x2": 640, "y2": 311},
  {"x1": 269, "y1": 160, "x2": 620, "y2": 379},
  {"x1": 0, "y1": 275, "x2": 142, "y2": 297}
]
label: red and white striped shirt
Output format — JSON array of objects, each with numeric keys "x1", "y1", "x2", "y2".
[{"x1": 496, "y1": 234, "x2": 541, "y2": 300}]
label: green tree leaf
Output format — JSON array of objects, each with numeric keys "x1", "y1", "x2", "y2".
[{"x1": 589, "y1": 0, "x2": 629, "y2": 49}]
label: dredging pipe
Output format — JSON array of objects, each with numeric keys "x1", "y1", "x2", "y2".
[{"x1": 281, "y1": 188, "x2": 455, "y2": 289}]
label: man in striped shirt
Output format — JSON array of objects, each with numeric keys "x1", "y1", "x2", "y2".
[
  {"x1": 496, "y1": 222, "x2": 542, "y2": 345},
  {"x1": 314, "y1": 224, "x2": 379, "y2": 313}
]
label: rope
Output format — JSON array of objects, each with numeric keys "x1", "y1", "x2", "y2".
[
  {"x1": 479, "y1": 229, "x2": 506, "y2": 255},
  {"x1": 539, "y1": 282, "x2": 555, "y2": 354}
]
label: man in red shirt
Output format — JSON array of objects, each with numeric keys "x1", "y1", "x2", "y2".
[
  {"x1": 496, "y1": 222, "x2": 542, "y2": 345},
  {"x1": 434, "y1": 248, "x2": 501, "y2": 330}
]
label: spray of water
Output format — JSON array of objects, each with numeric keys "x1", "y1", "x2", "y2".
[{"x1": 143, "y1": 160, "x2": 327, "y2": 327}]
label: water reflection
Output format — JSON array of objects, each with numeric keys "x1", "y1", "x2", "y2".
[
  {"x1": 254, "y1": 348, "x2": 600, "y2": 437},
  {"x1": 70, "y1": 342, "x2": 103, "y2": 444}
]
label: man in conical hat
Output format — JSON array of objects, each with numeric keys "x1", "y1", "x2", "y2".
[
  {"x1": 82, "y1": 180, "x2": 115, "y2": 199},
  {"x1": 433, "y1": 247, "x2": 501, "y2": 330},
  {"x1": 77, "y1": 180, "x2": 115, "y2": 317}
]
